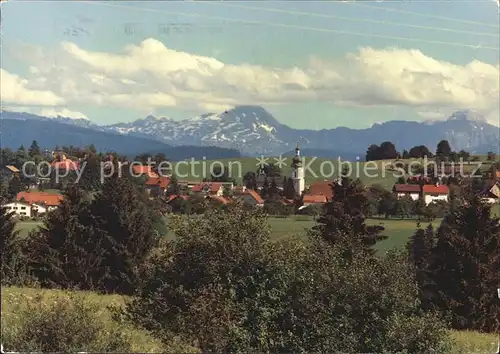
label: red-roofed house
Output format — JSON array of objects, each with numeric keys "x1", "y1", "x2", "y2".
[
  {"x1": 131, "y1": 164, "x2": 159, "y2": 178},
  {"x1": 392, "y1": 184, "x2": 421, "y2": 200},
  {"x1": 302, "y1": 194, "x2": 328, "y2": 206},
  {"x1": 51, "y1": 159, "x2": 79, "y2": 171},
  {"x1": 16, "y1": 191, "x2": 63, "y2": 211},
  {"x1": 309, "y1": 181, "x2": 334, "y2": 200},
  {"x1": 144, "y1": 176, "x2": 170, "y2": 195},
  {"x1": 207, "y1": 195, "x2": 231, "y2": 205},
  {"x1": 422, "y1": 184, "x2": 449, "y2": 205},
  {"x1": 240, "y1": 189, "x2": 264, "y2": 206},
  {"x1": 191, "y1": 182, "x2": 232, "y2": 196}
]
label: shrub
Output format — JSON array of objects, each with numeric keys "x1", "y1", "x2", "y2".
[
  {"x1": 121, "y1": 205, "x2": 453, "y2": 353},
  {"x1": 1, "y1": 290, "x2": 133, "y2": 352}
]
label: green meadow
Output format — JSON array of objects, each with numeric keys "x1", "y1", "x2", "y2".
[{"x1": 171, "y1": 156, "x2": 494, "y2": 189}]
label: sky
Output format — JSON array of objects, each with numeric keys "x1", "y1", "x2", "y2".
[{"x1": 1, "y1": 0, "x2": 499, "y2": 129}]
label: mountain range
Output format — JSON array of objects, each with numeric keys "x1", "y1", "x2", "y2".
[{"x1": 1, "y1": 106, "x2": 498, "y2": 160}]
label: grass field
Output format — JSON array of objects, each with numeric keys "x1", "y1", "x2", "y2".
[
  {"x1": 170, "y1": 157, "x2": 495, "y2": 188},
  {"x1": 15, "y1": 203, "x2": 500, "y2": 252},
  {"x1": 1, "y1": 286, "x2": 497, "y2": 353}
]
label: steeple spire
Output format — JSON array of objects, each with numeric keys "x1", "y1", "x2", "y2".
[{"x1": 295, "y1": 141, "x2": 300, "y2": 156}]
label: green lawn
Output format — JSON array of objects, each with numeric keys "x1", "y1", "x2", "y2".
[
  {"x1": 171, "y1": 157, "x2": 494, "y2": 189},
  {"x1": 1, "y1": 286, "x2": 496, "y2": 353},
  {"x1": 15, "y1": 221, "x2": 43, "y2": 238},
  {"x1": 15, "y1": 203, "x2": 499, "y2": 253}
]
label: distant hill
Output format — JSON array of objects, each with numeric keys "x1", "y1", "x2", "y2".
[
  {"x1": 282, "y1": 148, "x2": 362, "y2": 161},
  {"x1": 1, "y1": 115, "x2": 241, "y2": 160},
  {"x1": 3, "y1": 107, "x2": 498, "y2": 157},
  {"x1": 97, "y1": 106, "x2": 499, "y2": 156}
]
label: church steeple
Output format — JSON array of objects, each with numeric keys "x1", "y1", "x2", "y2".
[
  {"x1": 291, "y1": 141, "x2": 304, "y2": 197},
  {"x1": 292, "y1": 141, "x2": 301, "y2": 166}
]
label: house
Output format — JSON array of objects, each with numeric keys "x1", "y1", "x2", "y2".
[
  {"x1": 3, "y1": 165, "x2": 20, "y2": 176},
  {"x1": 144, "y1": 176, "x2": 170, "y2": 195},
  {"x1": 131, "y1": 164, "x2": 159, "y2": 178},
  {"x1": 392, "y1": 184, "x2": 421, "y2": 201},
  {"x1": 481, "y1": 181, "x2": 500, "y2": 203},
  {"x1": 422, "y1": 184, "x2": 449, "y2": 205},
  {"x1": 191, "y1": 182, "x2": 233, "y2": 196},
  {"x1": 309, "y1": 181, "x2": 334, "y2": 200},
  {"x1": 206, "y1": 195, "x2": 231, "y2": 205},
  {"x1": 51, "y1": 159, "x2": 79, "y2": 171},
  {"x1": 232, "y1": 186, "x2": 247, "y2": 194},
  {"x1": 240, "y1": 189, "x2": 264, "y2": 206},
  {"x1": 302, "y1": 194, "x2": 328, "y2": 206},
  {"x1": 16, "y1": 191, "x2": 63, "y2": 211},
  {"x1": 2, "y1": 201, "x2": 32, "y2": 218}
]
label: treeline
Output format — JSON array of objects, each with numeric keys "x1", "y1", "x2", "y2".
[
  {"x1": 366, "y1": 139, "x2": 498, "y2": 162},
  {"x1": 1, "y1": 173, "x2": 499, "y2": 352}
]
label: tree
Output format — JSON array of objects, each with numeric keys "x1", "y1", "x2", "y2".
[
  {"x1": 166, "y1": 174, "x2": 181, "y2": 196},
  {"x1": 436, "y1": 140, "x2": 452, "y2": 160},
  {"x1": 486, "y1": 151, "x2": 496, "y2": 161},
  {"x1": 122, "y1": 205, "x2": 452, "y2": 353},
  {"x1": 79, "y1": 154, "x2": 102, "y2": 191},
  {"x1": 407, "y1": 223, "x2": 435, "y2": 311},
  {"x1": 0, "y1": 196, "x2": 21, "y2": 283},
  {"x1": 402, "y1": 149, "x2": 410, "y2": 159},
  {"x1": 243, "y1": 172, "x2": 257, "y2": 190},
  {"x1": 283, "y1": 177, "x2": 296, "y2": 200},
  {"x1": 267, "y1": 178, "x2": 279, "y2": 201},
  {"x1": 90, "y1": 174, "x2": 159, "y2": 294},
  {"x1": 313, "y1": 177, "x2": 386, "y2": 256},
  {"x1": 210, "y1": 165, "x2": 233, "y2": 183},
  {"x1": 260, "y1": 177, "x2": 269, "y2": 199},
  {"x1": 23, "y1": 185, "x2": 104, "y2": 290},
  {"x1": 379, "y1": 141, "x2": 398, "y2": 160},
  {"x1": 426, "y1": 190, "x2": 500, "y2": 332},
  {"x1": 365, "y1": 144, "x2": 380, "y2": 161},
  {"x1": 28, "y1": 140, "x2": 41, "y2": 157},
  {"x1": 409, "y1": 145, "x2": 432, "y2": 159},
  {"x1": 7, "y1": 175, "x2": 23, "y2": 200}
]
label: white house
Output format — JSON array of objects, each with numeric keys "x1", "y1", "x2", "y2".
[
  {"x1": 422, "y1": 184, "x2": 449, "y2": 205},
  {"x1": 392, "y1": 184, "x2": 421, "y2": 201},
  {"x1": 31, "y1": 203, "x2": 48, "y2": 215},
  {"x1": 239, "y1": 190, "x2": 264, "y2": 206},
  {"x1": 3, "y1": 201, "x2": 32, "y2": 218}
]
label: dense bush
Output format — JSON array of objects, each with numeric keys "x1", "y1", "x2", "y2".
[
  {"x1": 121, "y1": 204, "x2": 452, "y2": 353},
  {"x1": 1, "y1": 291, "x2": 133, "y2": 352}
]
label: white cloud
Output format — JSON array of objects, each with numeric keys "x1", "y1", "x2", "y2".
[
  {"x1": 4, "y1": 106, "x2": 88, "y2": 120},
  {"x1": 0, "y1": 69, "x2": 65, "y2": 106},
  {"x1": 4, "y1": 39, "x2": 499, "y2": 125}
]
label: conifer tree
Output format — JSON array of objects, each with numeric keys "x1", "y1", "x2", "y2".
[
  {"x1": 91, "y1": 173, "x2": 159, "y2": 294},
  {"x1": 407, "y1": 223, "x2": 435, "y2": 310},
  {"x1": 427, "y1": 189, "x2": 500, "y2": 332},
  {"x1": 166, "y1": 174, "x2": 180, "y2": 196},
  {"x1": 0, "y1": 196, "x2": 20, "y2": 282},
  {"x1": 7, "y1": 175, "x2": 23, "y2": 200},
  {"x1": 24, "y1": 185, "x2": 104, "y2": 290},
  {"x1": 313, "y1": 177, "x2": 386, "y2": 256},
  {"x1": 28, "y1": 140, "x2": 41, "y2": 157}
]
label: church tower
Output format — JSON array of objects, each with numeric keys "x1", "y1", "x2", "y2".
[{"x1": 291, "y1": 142, "x2": 305, "y2": 197}]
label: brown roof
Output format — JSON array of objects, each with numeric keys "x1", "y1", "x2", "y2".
[
  {"x1": 303, "y1": 194, "x2": 328, "y2": 204},
  {"x1": 166, "y1": 194, "x2": 189, "y2": 202},
  {"x1": 309, "y1": 181, "x2": 334, "y2": 200},
  {"x1": 245, "y1": 189, "x2": 264, "y2": 204},
  {"x1": 51, "y1": 159, "x2": 79, "y2": 170},
  {"x1": 191, "y1": 182, "x2": 225, "y2": 193},
  {"x1": 393, "y1": 184, "x2": 421, "y2": 193},
  {"x1": 422, "y1": 185, "x2": 449, "y2": 194},
  {"x1": 131, "y1": 165, "x2": 159, "y2": 178},
  {"x1": 16, "y1": 191, "x2": 63, "y2": 207},
  {"x1": 5, "y1": 165, "x2": 20, "y2": 173},
  {"x1": 145, "y1": 176, "x2": 170, "y2": 189}
]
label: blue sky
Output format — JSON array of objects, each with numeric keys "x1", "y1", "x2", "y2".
[{"x1": 2, "y1": 1, "x2": 499, "y2": 128}]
